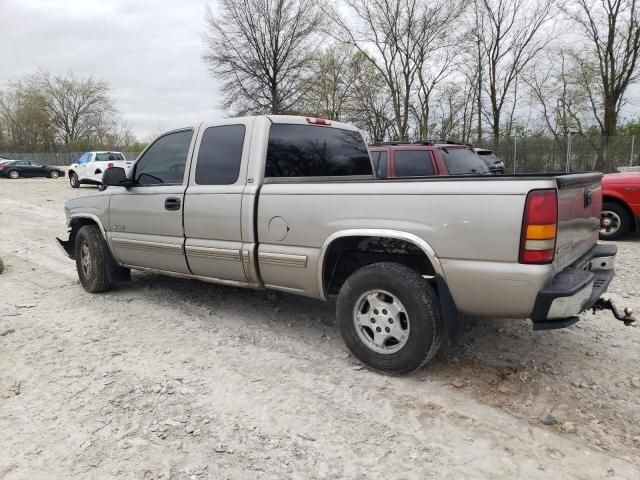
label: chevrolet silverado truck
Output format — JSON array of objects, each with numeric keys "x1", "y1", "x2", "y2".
[{"x1": 57, "y1": 116, "x2": 634, "y2": 374}]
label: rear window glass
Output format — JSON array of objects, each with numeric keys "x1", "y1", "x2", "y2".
[
  {"x1": 195, "y1": 125, "x2": 245, "y2": 185},
  {"x1": 441, "y1": 148, "x2": 490, "y2": 175},
  {"x1": 393, "y1": 150, "x2": 435, "y2": 176},
  {"x1": 372, "y1": 151, "x2": 388, "y2": 178},
  {"x1": 265, "y1": 124, "x2": 372, "y2": 177},
  {"x1": 95, "y1": 153, "x2": 124, "y2": 161}
]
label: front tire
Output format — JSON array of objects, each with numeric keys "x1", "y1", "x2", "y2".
[
  {"x1": 49, "y1": 170, "x2": 60, "y2": 179},
  {"x1": 600, "y1": 202, "x2": 631, "y2": 240},
  {"x1": 74, "y1": 225, "x2": 113, "y2": 293},
  {"x1": 336, "y1": 262, "x2": 444, "y2": 375},
  {"x1": 69, "y1": 172, "x2": 79, "y2": 188}
]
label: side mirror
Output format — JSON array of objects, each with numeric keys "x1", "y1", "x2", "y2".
[{"x1": 103, "y1": 167, "x2": 132, "y2": 188}]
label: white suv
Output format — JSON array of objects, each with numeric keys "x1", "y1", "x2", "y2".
[{"x1": 68, "y1": 151, "x2": 132, "y2": 189}]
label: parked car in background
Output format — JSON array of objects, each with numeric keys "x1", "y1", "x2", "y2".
[
  {"x1": 57, "y1": 115, "x2": 629, "y2": 374},
  {"x1": 473, "y1": 147, "x2": 505, "y2": 174},
  {"x1": 600, "y1": 170, "x2": 640, "y2": 240},
  {"x1": 68, "y1": 151, "x2": 132, "y2": 189},
  {"x1": 369, "y1": 141, "x2": 491, "y2": 178},
  {"x1": 0, "y1": 160, "x2": 65, "y2": 179}
]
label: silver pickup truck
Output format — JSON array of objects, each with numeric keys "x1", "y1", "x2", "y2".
[{"x1": 57, "y1": 115, "x2": 633, "y2": 374}]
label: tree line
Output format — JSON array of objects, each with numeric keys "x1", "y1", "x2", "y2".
[
  {"x1": 0, "y1": 71, "x2": 144, "y2": 154},
  {"x1": 204, "y1": 0, "x2": 640, "y2": 172}
]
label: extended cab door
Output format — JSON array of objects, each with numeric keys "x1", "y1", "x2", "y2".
[
  {"x1": 107, "y1": 129, "x2": 195, "y2": 273},
  {"x1": 183, "y1": 118, "x2": 253, "y2": 282}
]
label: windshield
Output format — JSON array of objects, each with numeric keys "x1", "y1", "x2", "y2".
[{"x1": 441, "y1": 147, "x2": 490, "y2": 175}]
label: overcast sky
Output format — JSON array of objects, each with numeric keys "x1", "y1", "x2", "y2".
[{"x1": 0, "y1": 0, "x2": 225, "y2": 139}]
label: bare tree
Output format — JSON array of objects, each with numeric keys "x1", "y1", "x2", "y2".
[
  {"x1": 301, "y1": 46, "x2": 360, "y2": 120},
  {"x1": 23, "y1": 71, "x2": 115, "y2": 146},
  {"x1": 527, "y1": 51, "x2": 592, "y2": 142},
  {"x1": 0, "y1": 82, "x2": 54, "y2": 151},
  {"x1": 412, "y1": 46, "x2": 458, "y2": 139},
  {"x1": 330, "y1": 0, "x2": 464, "y2": 140},
  {"x1": 566, "y1": 0, "x2": 640, "y2": 171},
  {"x1": 472, "y1": 0, "x2": 555, "y2": 149},
  {"x1": 203, "y1": 0, "x2": 322, "y2": 115},
  {"x1": 346, "y1": 55, "x2": 396, "y2": 142}
]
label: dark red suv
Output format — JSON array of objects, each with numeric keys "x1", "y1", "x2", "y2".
[{"x1": 369, "y1": 141, "x2": 491, "y2": 178}]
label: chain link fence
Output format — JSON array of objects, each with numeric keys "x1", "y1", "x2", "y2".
[
  {"x1": 475, "y1": 135, "x2": 638, "y2": 173},
  {"x1": 0, "y1": 151, "x2": 142, "y2": 166}
]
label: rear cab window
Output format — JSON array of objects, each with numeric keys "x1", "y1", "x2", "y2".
[
  {"x1": 440, "y1": 147, "x2": 490, "y2": 175},
  {"x1": 265, "y1": 124, "x2": 372, "y2": 178}
]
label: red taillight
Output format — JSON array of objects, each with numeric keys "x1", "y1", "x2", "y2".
[
  {"x1": 107, "y1": 162, "x2": 114, "y2": 168},
  {"x1": 519, "y1": 189, "x2": 558, "y2": 264},
  {"x1": 306, "y1": 117, "x2": 331, "y2": 126},
  {"x1": 0, "y1": 164, "x2": 5, "y2": 170}
]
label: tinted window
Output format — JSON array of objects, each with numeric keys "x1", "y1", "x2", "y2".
[
  {"x1": 393, "y1": 151, "x2": 435, "y2": 177},
  {"x1": 77, "y1": 153, "x2": 90, "y2": 164},
  {"x1": 265, "y1": 124, "x2": 372, "y2": 177},
  {"x1": 15, "y1": 161, "x2": 29, "y2": 166},
  {"x1": 195, "y1": 125, "x2": 245, "y2": 185},
  {"x1": 372, "y1": 151, "x2": 388, "y2": 178},
  {"x1": 441, "y1": 147, "x2": 490, "y2": 175},
  {"x1": 134, "y1": 130, "x2": 193, "y2": 185},
  {"x1": 95, "y1": 152, "x2": 124, "y2": 161}
]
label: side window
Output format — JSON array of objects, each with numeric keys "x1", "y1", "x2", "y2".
[
  {"x1": 195, "y1": 125, "x2": 245, "y2": 185},
  {"x1": 375, "y1": 151, "x2": 388, "y2": 178},
  {"x1": 134, "y1": 130, "x2": 193, "y2": 186},
  {"x1": 77, "y1": 153, "x2": 89, "y2": 165},
  {"x1": 393, "y1": 150, "x2": 435, "y2": 177}
]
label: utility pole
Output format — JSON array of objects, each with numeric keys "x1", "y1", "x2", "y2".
[
  {"x1": 630, "y1": 136, "x2": 635, "y2": 166},
  {"x1": 565, "y1": 132, "x2": 572, "y2": 172}
]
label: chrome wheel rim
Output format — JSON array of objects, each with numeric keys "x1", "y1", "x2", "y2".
[
  {"x1": 80, "y1": 241, "x2": 91, "y2": 277},
  {"x1": 50, "y1": 171, "x2": 59, "y2": 179},
  {"x1": 353, "y1": 289, "x2": 410, "y2": 354},
  {"x1": 9, "y1": 171, "x2": 18, "y2": 179},
  {"x1": 600, "y1": 210, "x2": 621, "y2": 236}
]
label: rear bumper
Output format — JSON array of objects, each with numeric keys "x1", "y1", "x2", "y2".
[{"x1": 531, "y1": 244, "x2": 616, "y2": 329}]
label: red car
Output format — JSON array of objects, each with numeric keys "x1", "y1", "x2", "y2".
[
  {"x1": 369, "y1": 141, "x2": 491, "y2": 178},
  {"x1": 600, "y1": 170, "x2": 640, "y2": 239}
]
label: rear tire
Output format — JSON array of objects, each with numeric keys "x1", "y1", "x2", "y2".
[
  {"x1": 97, "y1": 183, "x2": 106, "y2": 191},
  {"x1": 8, "y1": 170, "x2": 19, "y2": 179},
  {"x1": 69, "y1": 172, "x2": 79, "y2": 188},
  {"x1": 336, "y1": 262, "x2": 444, "y2": 375},
  {"x1": 600, "y1": 202, "x2": 631, "y2": 240}
]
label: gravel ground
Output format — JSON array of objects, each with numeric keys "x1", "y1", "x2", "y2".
[{"x1": 1, "y1": 178, "x2": 639, "y2": 479}]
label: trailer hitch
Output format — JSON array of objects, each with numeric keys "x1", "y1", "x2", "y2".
[{"x1": 591, "y1": 298, "x2": 636, "y2": 326}]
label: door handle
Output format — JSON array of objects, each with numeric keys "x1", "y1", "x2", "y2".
[{"x1": 165, "y1": 197, "x2": 181, "y2": 211}]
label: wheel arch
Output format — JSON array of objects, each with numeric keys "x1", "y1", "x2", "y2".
[
  {"x1": 603, "y1": 195, "x2": 637, "y2": 232},
  {"x1": 69, "y1": 214, "x2": 107, "y2": 240},
  {"x1": 317, "y1": 229, "x2": 445, "y2": 300}
]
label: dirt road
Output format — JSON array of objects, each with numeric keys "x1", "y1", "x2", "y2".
[{"x1": 1, "y1": 178, "x2": 639, "y2": 479}]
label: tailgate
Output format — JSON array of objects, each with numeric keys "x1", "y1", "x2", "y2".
[{"x1": 553, "y1": 173, "x2": 603, "y2": 270}]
